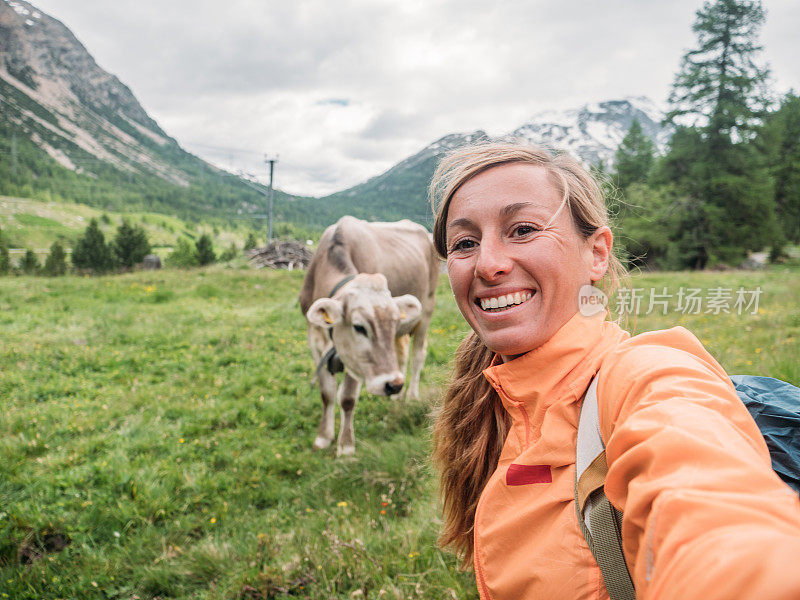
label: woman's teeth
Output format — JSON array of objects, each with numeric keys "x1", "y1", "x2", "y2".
[{"x1": 479, "y1": 291, "x2": 532, "y2": 311}]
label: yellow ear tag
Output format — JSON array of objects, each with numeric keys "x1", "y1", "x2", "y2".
[
  {"x1": 322, "y1": 310, "x2": 333, "y2": 324},
  {"x1": 400, "y1": 311, "x2": 406, "y2": 319}
]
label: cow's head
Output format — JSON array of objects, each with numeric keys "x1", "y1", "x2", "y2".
[{"x1": 306, "y1": 273, "x2": 422, "y2": 395}]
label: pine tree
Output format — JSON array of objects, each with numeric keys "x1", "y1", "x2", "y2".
[
  {"x1": 614, "y1": 119, "x2": 656, "y2": 190},
  {"x1": 0, "y1": 228, "x2": 9, "y2": 275},
  {"x1": 667, "y1": 0, "x2": 771, "y2": 141},
  {"x1": 244, "y1": 232, "x2": 258, "y2": 251},
  {"x1": 72, "y1": 218, "x2": 113, "y2": 273},
  {"x1": 112, "y1": 220, "x2": 151, "y2": 268},
  {"x1": 757, "y1": 93, "x2": 800, "y2": 245},
  {"x1": 20, "y1": 249, "x2": 39, "y2": 274},
  {"x1": 195, "y1": 234, "x2": 216, "y2": 266},
  {"x1": 43, "y1": 241, "x2": 68, "y2": 276},
  {"x1": 663, "y1": 0, "x2": 776, "y2": 268}
]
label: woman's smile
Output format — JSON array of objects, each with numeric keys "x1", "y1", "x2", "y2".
[{"x1": 445, "y1": 163, "x2": 598, "y2": 359}]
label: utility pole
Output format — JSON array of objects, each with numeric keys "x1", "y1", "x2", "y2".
[{"x1": 265, "y1": 156, "x2": 278, "y2": 243}]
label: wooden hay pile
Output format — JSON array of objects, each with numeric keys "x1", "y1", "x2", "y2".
[{"x1": 248, "y1": 240, "x2": 314, "y2": 270}]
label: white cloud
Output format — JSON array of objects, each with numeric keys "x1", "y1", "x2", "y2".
[{"x1": 30, "y1": 0, "x2": 800, "y2": 196}]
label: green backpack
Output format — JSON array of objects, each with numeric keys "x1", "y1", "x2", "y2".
[{"x1": 575, "y1": 374, "x2": 800, "y2": 600}]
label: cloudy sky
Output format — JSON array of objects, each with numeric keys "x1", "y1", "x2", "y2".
[{"x1": 31, "y1": 0, "x2": 800, "y2": 197}]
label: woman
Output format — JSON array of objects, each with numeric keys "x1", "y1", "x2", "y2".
[{"x1": 430, "y1": 142, "x2": 800, "y2": 600}]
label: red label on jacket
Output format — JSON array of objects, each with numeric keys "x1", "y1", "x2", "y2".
[{"x1": 506, "y1": 464, "x2": 552, "y2": 486}]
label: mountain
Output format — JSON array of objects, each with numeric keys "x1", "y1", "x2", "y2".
[
  {"x1": 510, "y1": 97, "x2": 669, "y2": 167},
  {"x1": 314, "y1": 97, "x2": 670, "y2": 226},
  {"x1": 315, "y1": 131, "x2": 489, "y2": 227},
  {"x1": 0, "y1": 0, "x2": 299, "y2": 221},
  {"x1": 0, "y1": 0, "x2": 669, "y2": 233}
]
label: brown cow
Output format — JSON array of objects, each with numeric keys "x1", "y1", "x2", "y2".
[{"x1": 298, "y1": 216, "x2": 438, "y2": 456}]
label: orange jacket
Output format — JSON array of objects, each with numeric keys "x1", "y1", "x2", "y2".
[{"x1": 475, "y1": 311, "x2": 800, "y2": 600}]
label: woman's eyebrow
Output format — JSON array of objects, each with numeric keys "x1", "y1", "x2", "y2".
[
  {"x1": 447, "y1": 202, "x2": 548, "y2": 231},
  {"x1": 446, "y1": 217, "x2": 475, "y2": 231},
  {"x1": 500, "y1": 201, "x2": 544, "y2": 218}
]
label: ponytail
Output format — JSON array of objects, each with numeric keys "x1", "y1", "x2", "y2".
[{"x1": 432, "y1": 332, "x2": 510, "y2": 568}]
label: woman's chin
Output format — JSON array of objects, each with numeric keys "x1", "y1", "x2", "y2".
[{"x1": 481, "y1": 329, "x2": 544, "y2": 359}]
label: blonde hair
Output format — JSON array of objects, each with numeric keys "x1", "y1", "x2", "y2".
[{"x1": 430, "y1": 141, "x2": 627, "y2": 568}]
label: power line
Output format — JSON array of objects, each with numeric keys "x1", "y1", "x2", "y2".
[{"x1": 181, "y1": 141, "x2": 264, "y2": 156}]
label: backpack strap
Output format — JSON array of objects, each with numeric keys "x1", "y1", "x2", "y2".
[{"x1": 575, "y1": 375, "x2": 636, "y2": 600}]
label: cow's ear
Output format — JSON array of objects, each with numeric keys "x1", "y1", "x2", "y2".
[
  {"x1": 307, "y1": 298, "x2": 343, "y2": 328},
  {"x1": 394, "y1": 294, "x2": 422, "y2": 327}
]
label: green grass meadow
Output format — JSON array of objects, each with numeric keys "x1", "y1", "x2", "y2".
[
  {"x1": 0, "y1": 196, "x2": 273, "y2": 264},
  {"x1": 1, "y1": 266, "x2": 798, "y2": 599}
]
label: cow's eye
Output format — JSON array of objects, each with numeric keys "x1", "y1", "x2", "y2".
[{"x1": 353, "y1": 324, "x2": 368, "y2": 336}]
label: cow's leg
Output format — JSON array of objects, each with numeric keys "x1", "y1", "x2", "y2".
[
  {"x1": 314, "y1": 368, "x2": 337, "y2": 450},
  {"x1": 337, "y1": 373, "x2": 361, "y2": 457},
  {"x1": 405, "y1": 315, "x2": 432, "y2": 401},
  {"x1": 308, "y1": 326, "x2": 336, "y2": 450}
]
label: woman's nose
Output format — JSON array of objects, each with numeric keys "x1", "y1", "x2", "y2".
[{"x1": 474, "y1": 238, "x2": 512, "y2": 281}]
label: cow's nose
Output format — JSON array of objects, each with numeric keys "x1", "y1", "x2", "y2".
[{"x1": 385, "y1": 381, "x2": 404, "y2": 395}]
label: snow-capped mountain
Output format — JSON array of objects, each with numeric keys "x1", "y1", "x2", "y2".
[
  {"x1": 317, "y1": 98, "x2": 670, "y2": 225},
  {"x1": 509, "y1": 96, "x2": 669, "y2": 168},
  {"x1": 0, "y1": 0, "x2": 670, "y2": 228}
]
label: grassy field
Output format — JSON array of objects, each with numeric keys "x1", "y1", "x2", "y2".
[
  {"x1": 0, "y1": 266, "x2": 798, "y2": 599},
  {"x1": 0, "y1": 196, "x2": 278, "y2": 263}
]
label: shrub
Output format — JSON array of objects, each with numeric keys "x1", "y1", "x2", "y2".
[
  {"x1": 167, "y1": 238, "x2": 198, "y2": 268},
  {"x1": 0, "y1": 228, "x2": 9, "y2": 275},
  {"x1": 43, "y1": 241, "x2": 67, "y2": 276},
  {"x1": 71, "y1": 218, "x2": 113, "y2": 273},
  {"x1": 20, "y1": 249, "x2": 39, "y2": 274},
  {"x1": 220, "y1": 242, "x2": 239, "y2": 262},
  {"x1": 112, "y1": 220, "x2": 151, "y2": 268},
  {"x1": 195, "y1": 234, "x2": 216, "y2": 266}
]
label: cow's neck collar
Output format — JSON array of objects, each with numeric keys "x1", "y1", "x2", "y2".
[{"x1": 328, "y1": 274, "x2": 356, "y2": 298}]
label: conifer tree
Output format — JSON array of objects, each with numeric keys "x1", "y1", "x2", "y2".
[
  {"x1": 112, "y1": 219, "x2": 151, "y2": 268},
  {"x1": 195, "y1": 234, "x2": 216, "y2": 266},
  {"x1": 663, "y1": 0, "x2": 776, "y2": 268},
  {"x1": 0, "y1": 228, "x2": 9, "y2": 275},
  {"x1": 667, "y1": 0, "x2": 771, "y2": 141},
  {"x1": 757, "y1": 93, "x2": 800, "y2": 245},
  {"x1": 20, "y1": 249, "x2": 39, "y2": 274},
  {"x1": 244, "y1": 232, "x2": 258, "y2": 251},
  {"x1": 614, "y1": 119, "x2": 656, "y2": 190},
  {"x1": 43, "y1": 241, "x2": 68, "y2": 276},
  {"x1": 72, "y1": 218, "x2": 113, "y2": 273}
]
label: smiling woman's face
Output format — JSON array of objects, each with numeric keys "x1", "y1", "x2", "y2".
[{"x1": 445, "y1": 162, "x2": 603, "y2": 361}]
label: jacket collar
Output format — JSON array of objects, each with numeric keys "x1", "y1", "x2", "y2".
[{"x1": 482, "y1": 311, "x2": 629, "y2": 419}]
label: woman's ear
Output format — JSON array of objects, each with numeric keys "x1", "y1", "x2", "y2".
[{"x1": 588, "y1": 226, "x2": 613, "y2": 282}]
